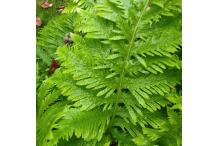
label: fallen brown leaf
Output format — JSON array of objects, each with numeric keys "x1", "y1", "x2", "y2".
[
  {"x1": 40, "y1": 1, "x2": 53, "y2": 9},
  {"x1": 58, "y1": 6, "x2": 65, "y2": 12},
  {"x1": 36, "y1": 17, "x2": 42, "y2": 27}
]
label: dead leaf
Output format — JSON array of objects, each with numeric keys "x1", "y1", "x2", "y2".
[
  {"x1": 40, "y1": 1, "x2": 53, "y2": 9},
  {"x1": 36, "y1": 17, "x2": 42, "y2": 27},
  {"x1": 58, "y1": 6, "x2": 65, "y2": 12}
]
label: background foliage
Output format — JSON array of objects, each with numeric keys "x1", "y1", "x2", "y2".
[{"x1": 36, "y1": 0, "x2": 182, "y2": 145}]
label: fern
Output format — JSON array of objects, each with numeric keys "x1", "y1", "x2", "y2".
[
  {"x1": 36, "y1": 0, "x2": 98, "y2": 78},
  {"x1": 37, "y1": 0, "x2": 182, "y2": 145},
  {"x1": 37, "y1": 13, "x2": 75, "y2": 66}
]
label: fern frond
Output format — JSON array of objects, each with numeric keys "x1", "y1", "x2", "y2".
[
  {"x1": 143, "y1": 93, "x2": 182, "y2": 146},
  {"x1": 37, "y1": 13, "x2": 75, "y2": 66},
  {"x1": 57, "y1": 135, "x2": 111, "y2": 146},
  {"x1": 143, "y1": 108, "x2": 182, "y2": 146},
  {"x1": 46, "y1": 108, "x2": 112, "y2": 145},
  {"x1": 37, "y1": 0, "x2": 182, "y2": 145},
  {"x1": 63, "y1": 0, "x2": 96, "y2": 13},
  {"x1": 37, "y1": 102, "x2": 68, "y2": 146}
]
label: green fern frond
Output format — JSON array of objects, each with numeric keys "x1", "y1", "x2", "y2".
[
  {"x1": 37, "y1": 0, "x2": 182, "y2": 145},
  {"x1": 143, "y1": 108, "x2": 182, "y2": 146},
  {"x1": 37, "y1": 13, "x2": 75, "y2": 66},
  {"x1": 63, "y1": 0, "x2": 96, "y2": 13},
  {"x1": 57, "y1": 135, "x2": 112, "y2": 146},
  {"x1": 37, "y1": 102, "x2": 68, "y2": 146},
  {"x1": 48, "y1": 108, "x2": 112, "y2": 144}
]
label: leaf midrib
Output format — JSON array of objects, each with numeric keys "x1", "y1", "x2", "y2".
[{"x1": 109, "y1": 0, "x2": 150, "y2": 131}]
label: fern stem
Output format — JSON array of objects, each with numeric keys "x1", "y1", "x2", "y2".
[{"x1": 108, "y1": 0, "x2": 150, "y2": 134}]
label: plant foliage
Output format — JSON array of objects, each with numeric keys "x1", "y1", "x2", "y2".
[{"x1": 36, "y1": 0, "x2": 182, "y2": 145}]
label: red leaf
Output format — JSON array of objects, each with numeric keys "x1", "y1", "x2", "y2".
[
  {"x1": 48, "y1": 60, "x2": 60, "y2": 75},
  {"x1": 36, "y1": 17, "x2": 42, "y2": 27},
  {"x1": 40, "y1": 1, "x2": 53, "y2": 9}
]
